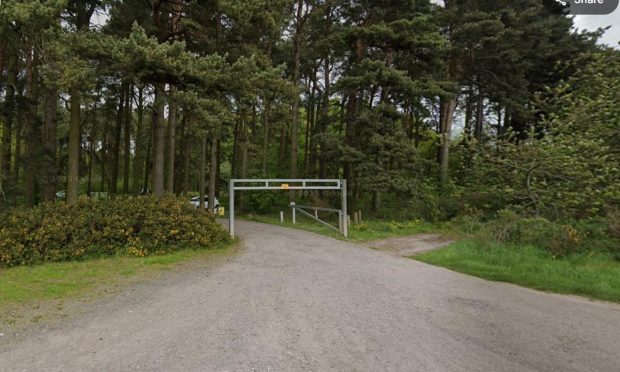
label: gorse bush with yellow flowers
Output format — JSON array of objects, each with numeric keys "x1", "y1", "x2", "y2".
[{"x1": 0, "y1": 196, "x2": 229, "y2": 267}]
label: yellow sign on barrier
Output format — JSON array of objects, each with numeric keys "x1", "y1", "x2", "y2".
[{"x1": 281, "y1": 184, "x2": 289, "y2": 190}]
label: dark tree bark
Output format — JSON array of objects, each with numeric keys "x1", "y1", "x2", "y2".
[
  {"x1": 151, "y1": 83, "x2": 166, "y2": 195},
  {"x1": 66, "y1": 0, "x2": 96, "y2": 205},
  {"x1": 215, "y1": 139, "x2": 221, "y2": 198},
  {"x1": 165, "y1": 86, "x2": 177, "y2": 193},
  {"x1": 289, "y1": 0, "x2": 304, "y2": 200},
  {"x1": 261, "y1": 100, "x2": 271, "y2": 176},
  {"x1": 475, "y1": 89, "x2": 484, "y2": 142},
  {"x1": 110, "y1": 88, "x2": 125, "y2": 194},
  {"x1": 208, "y1": 126, "x2": 218, "y2": 214},
  {"x1": 13, "y1": 113, "x2": 22, "y2": 184},
  {"x1": 123, "y1": 84, "x2": 132, "y2": 194},
  {"x1": 42, "y1": 86, "x2": 58, "y2": 202},
  {"x1": 24, "y1": 47, "x2": 40, "y2": 207},
  {"x1": 464, "y1": 86, "x2": 473, "y2": 141},
  {"x1": 1, "y1": 54, "x2": 17, "y2": 187},
  {"x1": 132, "y1": 85, "x2": 144, "y2": 195},
  {"x1": 199, "y1": 134, "x2": 207, "y2": 213},
  {"x1": 100, "y1": 107, "x2": 111, "y2": 193},
  {"x1": 181, "y1": 117, "x2": 191, "y2": 196},
  {"x1": 87, "y1": 103, "x2": 97, "y2": 197},
  {"x1": 439, "y1": 96, "x2": 457, "y2": 188},
  {"x1": 66, "y1": 88, "x2": 81, "y2": 205}
]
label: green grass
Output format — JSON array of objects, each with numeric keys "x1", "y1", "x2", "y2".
[
  {"x1": 242, "y1": 213, "x2": 442, "y2": 242},
  {"x1": 415, "y1": 240, "x2": 620, "y2": 303},
  {"x1": 0, "y1": 241, "x2": 235, "y2": 311}
]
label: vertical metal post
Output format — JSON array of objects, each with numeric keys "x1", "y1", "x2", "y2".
[
  {"x1": 341, "y1": 179, "x2": 348, "y2": 238},
  {"x1": 280, "y1": 211, "x2": 284, "y2": 223},
  {"x1": 229, "y1": 179, "x2": 235, "y2": 238},
  {"x1": 291, "y1": 202, "x2": 296, "y2": 224},
  {"x1": 338, "y1": 211, "x2": 342, "y2": 233}
]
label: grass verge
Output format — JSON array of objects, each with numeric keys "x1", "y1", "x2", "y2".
[
  {"x1": 0, "y1": 240, "x2": 236, "y2": 328},
  {"x1": 415, "y1": 240, "x2": 620, "y2": 303},
  {"x1": 242, "y1": 213, "x2": 442, "y2": 242}
]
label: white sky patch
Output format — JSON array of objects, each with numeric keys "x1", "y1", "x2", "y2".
[{"x1": 574, "y1": 9, "x2": 620, "y2": 47}]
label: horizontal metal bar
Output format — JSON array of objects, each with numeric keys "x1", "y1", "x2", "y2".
[
  {"x1": 232, "y1": 179, "x2": 340, "y2": 184},
  {"x1": 234, "y1": 186, "x2": 341, "y2": 191},
  {"x1": 290, "y1": 205, "x2": 341, "y2": 213},
  {"x1": 296, "y1": 208, "x2": 341, "y2": 233}
]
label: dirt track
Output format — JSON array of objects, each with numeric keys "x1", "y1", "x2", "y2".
[{"x1": 1, "y1": 220, "x2": 619, "y2": 371}]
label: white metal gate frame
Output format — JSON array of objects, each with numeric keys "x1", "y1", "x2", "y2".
[{"x1": 228, "y1": 179, "x2": 348, "y2": 238}]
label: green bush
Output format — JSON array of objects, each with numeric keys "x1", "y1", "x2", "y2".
[
  {"x1": 0, "y1": 196, "x2": 229, "y2": 267},
  {"x1": 242, "y1": 190, "x2": 282, "y2": 214},
  {"x1": 477, "y1": 209, "x2": 584, "y2": 257}
]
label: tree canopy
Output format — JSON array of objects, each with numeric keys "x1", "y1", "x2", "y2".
[{"x1": 0, "y1": 0, "x2": 617, "y2": 225}]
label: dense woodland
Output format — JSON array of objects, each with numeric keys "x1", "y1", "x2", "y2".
[{"x1": 0, "y1": 0, "x2": 618, "y2": 226}]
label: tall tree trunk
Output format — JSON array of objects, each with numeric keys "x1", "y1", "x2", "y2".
[
  {"x1": 215, "y1": 139, "x2": 221, "y2": 198},
  {"x1": 123, "y1": 84, "x2": 131, "y2": 194},
  {"x1": 151, "y1": 83, "x2": 165, "y2": 195},
  {"x1": 290, "y1": 0, "x2": 304, "y2": 188},
  {"x1": 110, "y1": 88, "x2": 124, "y2": 194},
  {"x1": 66, "y1": 90, "x2": 81, "y2": 204},
  {"x1": 182, "y1": 125, "x2": 191, "y2": 196},
  {"x1": 304, "y1": 77, "x2": 316, "y2": 177},
  {"x1": 100, "y1": 108, "x2": 110, "y2": 193},
  {"x1": 132, "y1": 85, "x2": 144, "y2": 195},
  {"x1": 317, "y1": 54, "x2": 330, "y2": 180},
  {"x1": 475, "y1": 89, "x2": 484, "y2": 142},
  {"x1": 42, "y1": 86, "x2": 58, "y2": 202},
  {"x1": 439, "y1": 96, "x2": 457, "y2": 188},
  {"x1": 1, "y1": 54, "x2": 17, "y2": 187},
  {"x1": 464, "y1": 85, "x2": 473, "y2": 141},
  {"x1": 143, "y1": 119, "x2": 152, "y2": 193},
  {"x1": 261, "y1": 100, "x2": 271, "y2": 176},
  {"x1": 199, "y1": 134, "x2": 207, "y2": 212},
  {"x1": 87, "y1": 103, "x2": 97, "y2": 197},
  {"x1": 24, "y1": 47, "x2": 39, "y2": 207},
  {"x1": 208, "y1": 126, "x2": 218, "y2": 214},
  {"x1": 344, "y1": 37, "x2": 365, "y2": 213},
  {"x1": 87, "y1": 129, "x2": 94, "y2": 197},
  {"x1": 278, "y1": 122, "x2": 288, "y2": 172},
  {"x1": 496, "y1": 105, "x2": 503, "y2": 137},
  {"x1": 240, "y1": 109, "x2": 248, "y2": 179},
  {"x1": 232, "y1": 115, "x2": 239, "y2": 178},
  {"x1": 165, "y1": 86, "x2": 177, "y2": 193},
  {"x1": 66, "y1": 2, "x2": 95, "y2": 205},
  {"x1": 13, "y1": 114, "x2": 22, "y2": 184}
]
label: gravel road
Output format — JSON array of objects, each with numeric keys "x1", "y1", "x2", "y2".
[{"x1": 1, "y1": 221, "x2": 619, "y2": 371}]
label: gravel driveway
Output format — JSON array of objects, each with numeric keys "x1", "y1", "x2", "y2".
[{"x1": 1, "y1": 220, "x2": 619, "y2": 371}]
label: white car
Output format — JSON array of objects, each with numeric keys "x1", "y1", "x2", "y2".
[{"x1": 190, "y1": 196, "x2": 221, "y2": 212}]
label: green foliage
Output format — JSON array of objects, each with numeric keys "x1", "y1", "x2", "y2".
[
  {"x1": 451, "y1": 209, "x2": 620, "y2": 259},
  {"x1": 479, "y1": 210, "x2": 584, "y2": 257},
  {"x1": 243, "y1": 191, "x2": 282, "y2": 214},
  {"x1": 0, "y1": 196, "x2": 229, "y2": 267}
]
